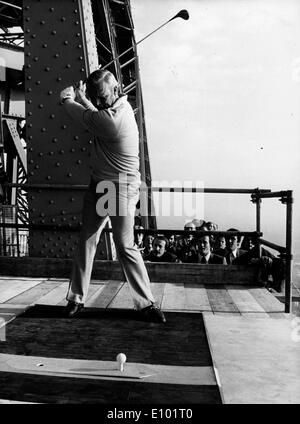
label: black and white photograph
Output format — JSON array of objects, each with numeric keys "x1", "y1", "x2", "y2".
[{"x1": 0, "y1": 0, "x2": 299, "y2": 411}]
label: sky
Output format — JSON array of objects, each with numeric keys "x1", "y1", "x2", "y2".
[{"x1": 131, "y1": 0, "x2": 300, "y2": 251}]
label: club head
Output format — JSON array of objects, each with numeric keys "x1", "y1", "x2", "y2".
[{"x1": 169, "y1": 9, "x2": 189, "y2": 22}]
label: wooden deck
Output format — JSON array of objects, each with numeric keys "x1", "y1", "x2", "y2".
[
  {"x1": 0, "y1": 275, "x2": 299, "y2": 404},
  {"x1": 0, "y1": 276, "x2": 286, "y2": 315}
]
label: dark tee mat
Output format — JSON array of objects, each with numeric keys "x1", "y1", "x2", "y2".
[{"x1": 0, "y1": 305, "x2": 222, "y2": 404}]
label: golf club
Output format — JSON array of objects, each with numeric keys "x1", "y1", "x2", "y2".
[{"x1": 101, "y1": 9, "x2": 189, "y2": 70}]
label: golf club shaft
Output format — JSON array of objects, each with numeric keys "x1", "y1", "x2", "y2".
[{"x1": 102, "y1": 18, "x2": 174, "y2": 70}]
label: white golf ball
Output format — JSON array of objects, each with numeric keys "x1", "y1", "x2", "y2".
[{"x1": 116, "y1": 353, "x2": 127, "y2": 363}]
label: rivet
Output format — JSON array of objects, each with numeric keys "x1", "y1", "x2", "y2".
[
  {"x1": 28, "y1": 135, "x2": 33, "y2": 140},
  {"x1": 78, "y1": 44, "x2": 82, "y2": 48},
  {"x1": 54, "y1": 53, "x2": 59, "y2": 58},
  {"x1": 61, "y1": 210, "x2": 66, "y2": 215},
  {"x1": 77, "y1": 160, "x2": 82, "y2": 165},
  {"x1": 25, "y1": 6, "x2": 30, "y2": 11},
  {"x1": 61, "y1": 125, "x2": 67, "y2": 129},
  {"x1": 66, "y1": 64, "x2": 71, "y2": 68},
  {"x1": 51, "y1": 30, "x2": 57, "y2": 35},
  {"x1": 55, "y1": 162, "x2": 61, "y2": 167},
  {"x1": 28, "y1": 112, "x2": 32, "y2": 116},
  {"x1": 40, "y1": 20, "x2": 45, "y2": 25},
  {"x1": 34, "y1": 165, "x2": 39, "y2": 169},
  {"x1": 60, "y1": 149, "x2": 65, "y2": 154},
  {"x1": 81, "y1": 147, "x2": 86, "y2": 152},
  {"x1": 78, "y1": 56, "x2": 83, "y2": 60},
  {"x1": 74, "y1": 9, "x2": 78, "y2": 13},
  {"x1": 27, "y1": 123, "x2": 33, "y2": 128},
  {"x1": 76, "y1": 33, "x2": 80, "y2": 37},
  {"x1": 38, "y1": 152, "x2": 43, "y2": 157},
  {"x1": 34, "y1": 57, "x2": 38, "y2": 61},
  {"x1": 57, "y1": 77, "x2": 62, "y2": 82},
  {"x1": 45, "y1": 67, "x2": 50, "y2": 72},
  {"x1": 70, "y1": 197, "x2": 75, "y2": 202},
  {"x1": 27, "y1": 99, "x2": 32, "y2": 104},
  {"x1": 51, "y1": 218, "x2": 56, "y2": 223},
  {"x1": 46, "y1": 176, "x2": 51, "y2": 180},
  {"x1": 29, "y1": 147, "x2": 34, "y2": 152},
  {"x1": 48, "y1": 91, "x2": 53, "y2": 95},
  {"x1": 48, "y1": 151, "x2": 54, "y2": 156},
  {"x1": 30, "y1": 195, "x2": 35, "y2": 200},
  {"x1": 31, "y1": 34, "x2": 36, "y2": 38},
  {"x1": 39, "y1": 104, "x2": 44, "y2": 108},
  {"x1": 40, "y1": 213, "x2": 45, "y2": 217},
  {"x1": 29, "y1": 159, "x2": 34, "y2": 164},
  {"x1": 49, "y1": 200, "x2": 54, "y2": 204},
  {"x1": 29, "y1": 172, "x2": 34, "y2": 176},
  {"x1": 64, "y1": 40, "x2": 68, "y2": 45},
  {"x1": 41, "y1": 127, "x2": 46, "y2": 132},
  {"x1": 25, "y1": 29, "x2": 30, "y2": 33},
  {"x1": 26, "y1": 76, "x2": 32, "y2": 81},
  {"x1": 49, "y1": 7, "x2": 54, "y2": 12},
  {"x1": 70, "y1": 148, "x2": 75, "y2": 153},
  {"x1": 67, "y1": 173, "x2": 72, "y2": 177},
  {"x1": 50, "y1": 114, "x2": 55, "y2": 119},
  {"x1": 75, "y1": 21, "x2": 79, "y2": 25},
  {"x1": 26, "y1": 52, "x2": 31, "y2": 57},
  {"x1": 61, "y1": 17, "x2": 66, "y2": 22},
  {"x1": 25, "y1": 17, "x2": 30, "y2": 22},
  {"x1": 36, "y1": 81, "x2": 41, "y2": 85},
  {"x1": 74, "y1": 135, "x2": 79, "y2": 140},
  {"x1": 52, "y1": 138, "x2": 58, "y2": 143},
  {"x1": 26, "y1": 41, "x2": 30, "y2": 45},
  {"x1": 42, "y1": 43, "x2": 48, "y2": 48},
  {"x1": 72, "y1": 216, "x2": 77, "y2": 220},
  {"x1": 26, "y1": 64, "x2": 31, "y2": 69}
]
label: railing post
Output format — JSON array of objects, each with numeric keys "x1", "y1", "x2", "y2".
[
  {"x1": 280, "y1": 191, "x2": 293, "y2": 313},
  {"x1": 251, "y1": 188, "x2": 262, "y2": 258}
]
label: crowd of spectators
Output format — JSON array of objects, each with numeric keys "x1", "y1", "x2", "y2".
[{"x1": 134, "y1": 220, "x2": 285, "y2": 292}]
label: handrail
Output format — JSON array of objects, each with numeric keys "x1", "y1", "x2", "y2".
[{"x1": 259, "y1": 238, "x2": 286, "y2": 254}]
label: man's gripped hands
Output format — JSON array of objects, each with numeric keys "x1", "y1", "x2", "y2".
[{"x1": 60, "y1": 81, "x2": 88, "y2": 104}]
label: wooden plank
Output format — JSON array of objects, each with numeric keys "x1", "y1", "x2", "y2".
[
  {"x1": 85, "y1": 284, "x2": 107, "y2": 307},
  {"x1": 161, "y1": 282, "x2": 185, "y2": 311},
  {"x1": 249, "y1": 287, "x2": 285, "y2": 318},
  {"x1": 109, "y1": 282, "x2": 134, "y2": 309},
  {"x1": 205, "y1": 285, "x2": 240, "y2": 315},
  {"x1": 0, "y1": 280, "x2": 41, "y2": 303},
  {"x1": 91, "y1": 280, "x2": 123, "y2": 309},
  {"x1": 150, "y1": 282, "x2": 165, "y2": 308},
  {"x1": 225, "y1": 285, "x2": 269, "y2": 318},
  {"x1": 203, "y1": 314, "x2": 300, "y2": 404},
  {"x1": 0, "y1": 257, "x2": 258, "y2": 284},
  {"x1": 6, "y1": 280, "x2": 61, "y2": 305},
  {"x1": 184, "y1": 283, "x2": 212, "y2": 312},
  {"x1": 37, "y1": 283, "x2": 69, "y2": 305}
]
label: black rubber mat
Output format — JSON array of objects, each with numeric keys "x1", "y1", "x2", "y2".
[
  {"x1": 0, "y1": 305, "x2": 222, "y2": 404},
  {"x1": 0, "y1": 305, "x2": 212, "y2": 366}
]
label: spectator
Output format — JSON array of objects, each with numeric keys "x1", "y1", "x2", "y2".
[
  {"x1": 240, "y1": 236, "x2": 285, "y2": 291},
  {"x1": 134, "y1": 225, "x2": 144, "y2": 253},
  {"x1": 143, "y1": 234, "x2": 154, "y2": 257},
  {"x1": 176, "y1": 222, "x2": 198, "y2": 263},
  {"x1": 167, "y1": 234, "x2": 178, "y2": 256},
  {"x1": 144, "y1": 236, "x2": 179, "y2": 263},
  {"x1": 213, "y1": 235, "x2": 228, "y2": 257},
  {"x1": 225, "y1": 228, "x2": 247, "y2": 264},
  {"x1": 196, "y1": 235, "x2": 226, "y2": 264}
]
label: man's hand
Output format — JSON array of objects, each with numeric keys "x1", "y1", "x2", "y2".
[
  {"x1": 60, "y1": 86, "x2": 75, "y2": 103},
  {"x1": 74, "y1": 80, "x2": 87, "y2": 103}
]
